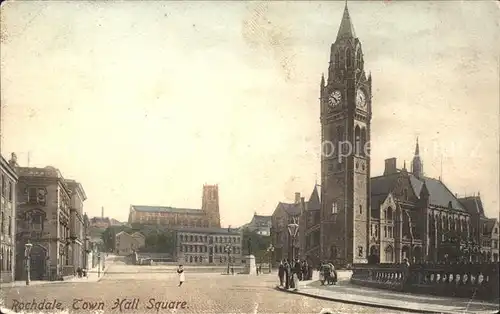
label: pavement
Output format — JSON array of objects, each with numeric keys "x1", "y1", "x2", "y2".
[
  {"x1": 277, "y1": 275, "x2": 500, "y2": 314},
  {"x1": 0, "y1": 255, "x2": 114, "y2": 288},
  {"x1": 0, "y1": 263, "x2": 411, "y2": 314}
]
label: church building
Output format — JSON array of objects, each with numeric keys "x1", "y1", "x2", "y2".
[{"x1": 128, "y1": 184, "x2": 221, "y2": 229}]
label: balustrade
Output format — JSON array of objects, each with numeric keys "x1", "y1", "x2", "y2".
[{"x1": 351, "y1": 262, "x2": 499, "y2": 301}]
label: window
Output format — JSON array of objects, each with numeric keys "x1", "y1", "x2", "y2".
[
  {"x1": 359, "y1": 205, "x2": 362, "y2": 215},
  {"x1": 1, "y1": 175, "x2": 5, "y2": 197},
  {"x1": 358, "y1": 246, "x2": 363, "y2": 257},
  {"x1": 28, "y1": 187, "x2": 37, "y2": 204},
  {"x1": 8, "y1": 182, "x2": 13, "y2": 202},
  {"x1": 332, "y1": 202, "x2": 338, "y2": 214},
  {"x1": 403, "y1": 189, "x2": 408, "y2": 201},
  {"x1": 495, "y1": 228, "x2": 498, "y2": 234}
]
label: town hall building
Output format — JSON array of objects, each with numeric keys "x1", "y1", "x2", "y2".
[{"x1": 272, "y1": 3, "x2": 499, "y2": 267}]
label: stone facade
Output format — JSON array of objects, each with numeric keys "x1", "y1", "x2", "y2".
[
  {"x1": 65, "y1": 179, "x2": 86, "y2": 270},
  {"x1": 271, "y1": 192, "x2": 302, "y2": 262},
  {"x1": 319, "y1": 3, "x2": 371, "y2": 266},
  {"x1": 0, "y1": 154, "x2": 18, "y2": 283},
  {"x1": 175, "y1": 227, "x2": 242, "y2": 265},
  {"x1": 285, "y1": 3, "x2": 500, "y2": 267},
  {"x1": 128, "y1": 184, "x2": 221, "y2": 228},
  {"x1": 14, "y1": 164, "x2": 86, "y2": 280}
]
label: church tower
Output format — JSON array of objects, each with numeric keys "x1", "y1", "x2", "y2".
[
  {"x1": 202, "y1": 184, "x2": 221, "y2": 228},
  {"x1": 319, "y1": 3, "x2": 371, "y2": 265}
]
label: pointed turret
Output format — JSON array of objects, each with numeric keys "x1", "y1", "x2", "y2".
[
  {"x1": 336, "y1": 2, "x2": 357, "y2": 40},
  {"x1": 321, "y1": 73, "x2": 325, "y2": 87},
  {"x1": 411, "y1": 137, "x2": 423, "y2": 178}
]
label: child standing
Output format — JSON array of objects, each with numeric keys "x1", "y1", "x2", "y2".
[{"x1": 177, "y1": 265, "x2": 185, "y2": 287}]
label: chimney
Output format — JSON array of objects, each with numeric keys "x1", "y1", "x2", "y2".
[
  {"x1": 295, "y1": 192, "x2": 301, "y2": 204},
  {"x1": 300, "y1": 197, "x2": 306, "y2": 212},
  {"x1": 384, "y1": 158, "x2": 397, "y2": 175},
  {"x1": 101, "y1": 206, "x2": 104, "y2": 219}
]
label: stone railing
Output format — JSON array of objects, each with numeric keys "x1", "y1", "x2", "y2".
[{"x1": 351, "y1": 262, "x2": 499, "y2": 301}]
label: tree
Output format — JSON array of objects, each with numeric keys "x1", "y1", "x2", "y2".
[{"x1": 241, "y1": 228, "x2": 271, "y2": 262}]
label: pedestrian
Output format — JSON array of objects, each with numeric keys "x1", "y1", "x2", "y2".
[
  {"x1": 284, "y1": 259, "x2": 291, "y2": 289},
  {"x1": 177, "y1": 265, "x2": 185, "y2": 287},
  {"x1": 293, "y1": 258, "x2": 301, "y2": 291},
  {"x1": 278, "y1": 260, "x2": 285, "y2": 286}
]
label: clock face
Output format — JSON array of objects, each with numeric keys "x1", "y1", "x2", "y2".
[
  {"x1": 356, "y1": 89, "x2": 366, "y2": 108},
  {"x1": 328, "y1": 90, "x2": 342, "y2": 108}
]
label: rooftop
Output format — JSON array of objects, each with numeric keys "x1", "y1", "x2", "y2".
[{"x1": 131, "y1": 205, "x2": 204, "y2": 215}]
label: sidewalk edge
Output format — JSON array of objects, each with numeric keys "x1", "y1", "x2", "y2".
[{"x1": 275, "y1": 285, "x2": 455, "y2": 314}]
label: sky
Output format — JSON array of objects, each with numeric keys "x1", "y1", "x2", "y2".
[{"x1": 1, "y1": 1, "x2": 499, "y2": 226}]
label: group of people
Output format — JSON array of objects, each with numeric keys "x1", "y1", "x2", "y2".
[
  {"x1": 319, "y1": 261, "x2": 338, "y2": 285},
  {"x1": 277, "y1": 259, "x2": 313, "y2": 291}
]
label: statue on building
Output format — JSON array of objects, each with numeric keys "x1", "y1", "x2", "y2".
[{"x1": 8, "y1": 152, "x2": 19, "y2": 168}]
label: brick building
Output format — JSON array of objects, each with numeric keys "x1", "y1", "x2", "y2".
[
  {"x1": 175, "y1": 227, "x2": 242, "y2": 265},
  {"x1": 0, "y1": 154, "x2": 18, "y2": 282},
  {"x1": 128, "y1": 184, "x2": 221, "y2": 228}
]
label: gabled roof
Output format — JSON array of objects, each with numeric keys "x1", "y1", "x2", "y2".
[
  {"x1": 131, "y1": 232, "x2": 145, "y2": 238},
  {"x1": 130, "y1": 205, "x2": 203, "y2": 215},
  {"x1": 458, "y1": 196, "x2": 485, "y2": 217},
  {"x1": 307, "y1": 185, "x2": 321, "y2": 211},
  {"x1": 409, "y1": 175, "x2": 465, "y2": 211},
  {"x1": 370, "y1": 172, "x2": 466, "y2": 212},
  {"x1": 276, "y1": 202, "x2": 302, "y2": 216},
  {"x1": 250, "y1": 214, "x2": 271, "y2": 226}
]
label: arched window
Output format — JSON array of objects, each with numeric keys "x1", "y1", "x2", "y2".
[
  {"x1": 345, "y1": 48, "x2": 352, "y2": 68},
  {"x1": 360, "y1": 128, "x2": 367, "y2": 156},
  {"x1": 385, "y1": 245, "x2": 394, "y2": 263},
  {"x1": 387, "y1": 207, "x2": 393, "y2": 221},
  {"x1": 335, "y1": 51, "x2": 340, "y2": 69},
  {"x1": 354, "y1": 126, "x2": 361, "y2": 155}
]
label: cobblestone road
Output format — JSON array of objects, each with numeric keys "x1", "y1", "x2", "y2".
[{"x1": 1, "y1": 264, "x2": 411, "y2": 314}]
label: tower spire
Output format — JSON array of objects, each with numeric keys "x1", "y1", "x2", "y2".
[
  {"x1": 411, "y1": 137, "x2": 423, "y2": 178},
  {"x1": 336, "y1": 1, "x2": 356, "y2": 40}
]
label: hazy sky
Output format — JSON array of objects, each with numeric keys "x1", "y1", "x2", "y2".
[{"x1": 1, "y1": 1, "x2": 499, "y2": 226}]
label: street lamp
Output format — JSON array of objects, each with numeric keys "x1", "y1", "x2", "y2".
[
  {"x1": 25, "y1": 241, "x2": 33, "y2": 286},
  {"x1": 267, "y1": 244, "x2": 275, "y2": 273},
  {"x1": 287, "y1": 217, "x2": 299, "y2": 261},
  {"x1": 224, "y1": 244, "x2": 232, "y2": 275}
]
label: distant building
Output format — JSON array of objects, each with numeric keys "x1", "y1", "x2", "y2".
[
  {"x1": 128, "y1": 184, "x2": 221, "y2": 228},
  {"x1": 175, "y1": 227, "x2": 242, "y2": 265},
  {"x1": 1, "y1": 153, "x2": 18, "y2": 283},
  {"x1": 241, "y1": 213, "x2": 271, "y2": 236},
  {"x1": 115, "y1": 231, "x2": 145, "y2": 256}
]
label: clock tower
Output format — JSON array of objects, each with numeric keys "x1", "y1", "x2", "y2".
[{"x1": 319, "y1": 3, "x2": 371, "y2": 265}]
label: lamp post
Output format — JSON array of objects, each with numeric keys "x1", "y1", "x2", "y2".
[
  {"x1": 267, "y1": 244, "x2": 274, "y2": 273},
  {"x1": 25, "y1": 241, "x2": 33, "y2": 286},
  {"x1": 224, "y1": 244, "x2": 232, "y2": 275},
  {"x1": 287, "y1": 217, "x2": 299, "y2": 261},
  {"x1": 97, "y1": 251, "x2": 101, "y2": 278}
]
